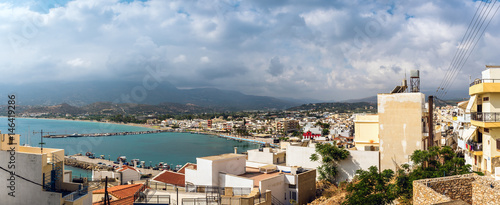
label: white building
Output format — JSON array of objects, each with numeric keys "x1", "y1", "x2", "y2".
[
  {"x1": 0, "y1": 133, "x2": 91, "y2": 205},
  {"x1": 184, "y1": 153, "x2": 316, "y2": 205}
]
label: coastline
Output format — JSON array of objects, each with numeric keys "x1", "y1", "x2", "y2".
[
  {"x1": 7, "y1": 116, "x2": 158, "y2": 131},
  {"x1": 6, "y1": 116, "x2": 278, "y2": 149}
]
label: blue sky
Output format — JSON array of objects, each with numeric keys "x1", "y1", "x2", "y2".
[{"x1": 0, "y1": 0, "x2": 498, "y2": 101}]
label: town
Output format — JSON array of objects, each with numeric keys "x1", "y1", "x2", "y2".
[{"x1": 1, "y1": 67, "x2": 500, "y2": 205}]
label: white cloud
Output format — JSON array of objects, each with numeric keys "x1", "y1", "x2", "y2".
[
  {"x1": 67, "y1": 58, "x2": 90, "y2": 67},
  {"x1": 0, "y1": 0, "x2": 495, "y2": 100},
  {"x1": 200, "y1": 56, "x2": 210, "y2": 63}
]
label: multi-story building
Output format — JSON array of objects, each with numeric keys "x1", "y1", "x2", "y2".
[
  {"x1": 353, "y1": 114, "x2": 379, "y2": 151},
  {"x1": 465, "y1": 66, "x2": 500, "y2": 174},
  {"x1": 377, "y1": 92, "x2": 427, "y2": 171},
  {"x1": 0, "y1": 133, "x2": 91, "y2": 205}
]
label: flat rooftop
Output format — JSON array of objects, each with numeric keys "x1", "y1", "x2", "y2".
[
  {"x1": 239, "y1": 167, "x2": 283, "y2": 187},
  {"x1": 199, "y1": 153, "x2": 246, "y2": 161}
]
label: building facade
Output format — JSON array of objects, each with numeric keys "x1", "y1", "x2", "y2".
[{"x1": 466, "y1": 67, "x2": 500, "y2": 174}]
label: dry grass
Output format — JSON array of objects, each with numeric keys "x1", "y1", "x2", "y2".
[{"x1": 309, "y1": 180, "x2": 348, "y2": 205}]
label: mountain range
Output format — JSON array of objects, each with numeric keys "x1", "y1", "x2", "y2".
[{"x1": 0, "y1": 81, "x2": 299, "y2": 111}]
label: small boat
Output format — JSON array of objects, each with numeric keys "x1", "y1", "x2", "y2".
[{"x1": 68, "y1": 133, "x2": 83, "y2": 137}]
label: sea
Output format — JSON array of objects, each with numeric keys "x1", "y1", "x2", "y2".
[{"x1": 0, "y1": 117, "x2": 260, "y2": 177}]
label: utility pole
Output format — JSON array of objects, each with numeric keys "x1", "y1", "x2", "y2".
[
  {"x1": 33, "y1": 130, "x2": 55, "y2": 153},
  {"x1": 428, "y1": 96, "x2": 434, "y2": 148}
]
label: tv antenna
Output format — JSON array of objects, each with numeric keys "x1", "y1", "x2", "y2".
[{"x1": 33, "y1": 130, "x2": 55, "y2": 153}]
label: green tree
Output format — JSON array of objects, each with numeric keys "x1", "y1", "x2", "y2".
[
  {"x1": 310, "y1": 142, "x2": 350, "y2": 183},
  {"x1": 343, "y1": 166, "x2": 397, "y2": 205},
  {"x1": 395, "y1": 146, "x2": 471, "y2": 203},
  {"x1": 322, "y1": 128, "x2": 330, "y2": 136},
  {"x1": 342, "y1": 146, "x2": 472, "y2": 205}
]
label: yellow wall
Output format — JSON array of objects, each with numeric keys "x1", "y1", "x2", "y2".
[
  {"x1": 354, "y1": 115, "x2": 379, "y2": 150},
  {"x1": 0, "y1": 134, "x2": 19, "y2": 151},
  {"x1": 378, "y1": 93, "x2": 424, "y2": 171}
]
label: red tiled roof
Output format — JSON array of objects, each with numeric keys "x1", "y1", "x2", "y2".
[
  {"x1": 93, "y1": 184, "x2": 144, "y2": 205},
  {"x1": 152, "y1": 170, "x2": 185, "y2": 187},
  {"x1": 178, "y1": 163, "x2": 197, "y2": 174},
  {"x1": 117, "y1": 165, "x2": 139, "y2": 173}
]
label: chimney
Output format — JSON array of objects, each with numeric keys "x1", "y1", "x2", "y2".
[{"x1": 234, "y1": 147, "x2": 238, "y2": 154}]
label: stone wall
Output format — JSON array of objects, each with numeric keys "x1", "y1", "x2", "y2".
[
  {"x1": 413, "y1": 174, "x2": 476, "y2": 205},
  {"x1": 413, "y1": 174, "x2": 500, "y2": 205},
  {"x1": 413, "y1": 181, "x2": 451, "y2": 205}
]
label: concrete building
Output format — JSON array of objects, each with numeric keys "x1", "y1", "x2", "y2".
[
  {"x1": 378, "y1": 92, "x2": 426, "y2": 171},
  {"x1": 285, "y1": 142, "x2": 379, "y2": 183},
  {"x1": 0, "y1": 133, "x2": 91, "y2": 205},
  {"x1": 283, "y1": 120, "x2": 299, "y2": 133},
  {"x1": 184, "y1": 153, "x2": 316, "y2": 205},
  {"x1": 353, "y1": 114, "x2": 379, "y2": 151},
  {"x1": 247, "y1": 147, "x2": 286, "y2": 165},
  {"x1": 117, "y1": 165, "x2": 142, "y2": 185},
  {"x1": 465, "y1": 66, "x2": 500, "y2": 174}
]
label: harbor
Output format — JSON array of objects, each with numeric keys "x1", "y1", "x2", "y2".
[
  {"x1": 43, "y1": 129, "x2": 167, "y2": 138},
  {"x1": 65, "y1": 155, "x2": 162, "y2": 176}
]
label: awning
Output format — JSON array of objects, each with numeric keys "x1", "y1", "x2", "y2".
[
  {"x1": 462, "y1": 126, "x2": 477, "y2": 142},
  {"x1": 465, "y1": 95, "x2": 477, "y2": 114}
]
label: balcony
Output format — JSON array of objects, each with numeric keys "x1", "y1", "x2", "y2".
[
  {"x1": 470, "y1": 112, "x2": 500, "y2": 128},
  {"x1": 469, "y1": 79, "x2": 500, "y2": 95},
  {"x1": 465, "y1": 141, "x2": 483, "y2": 155}
]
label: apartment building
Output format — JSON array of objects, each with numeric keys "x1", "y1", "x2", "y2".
[{"x1": 465, "y1": 66, "x2": 500, "y2": 174}]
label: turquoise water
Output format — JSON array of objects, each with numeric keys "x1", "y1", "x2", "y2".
[
  {"x1": 0, "y1": 117, "x2": 260, "y2": 166},
  {"x1": 64, "y1": 165, "x2": 92, "y2": 178}
]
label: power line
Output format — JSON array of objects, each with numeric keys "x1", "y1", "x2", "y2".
[
  {"x1": 437, "y1": 0, "x2": 496, "y2": 97},
  {"x1": 439, "y1": 0, "x2": 498, "y2": 97},
  {"x1": 0, "y1": 165, "x2": 45, "y2": 187},
  {"x1": 438, "y1": 1, "x2": 500, "y2": 98},
  {"x1": 436, "y1": 0, "x2": 486, "y2": 93},
  {"x1": 438, "y1": 0, "x2": 493, "y2": 96}
]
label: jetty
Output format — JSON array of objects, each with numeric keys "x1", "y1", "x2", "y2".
[{"x1": 44, "y1": 130, "x2": 166, "y2": 138}]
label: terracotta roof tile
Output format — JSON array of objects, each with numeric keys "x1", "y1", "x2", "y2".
[
  {"x1": 178, "y1": 163, "x2": 197, "y2": 174},
  {"x1": 152, "y1": 170, "x2": 185, "y2": 187},
  {"x1": 117, "y1": 165, "x2": 139, "y2": 172},
  {"x1": 93, "y1": 184, "x2": 143, "y2": 199}
]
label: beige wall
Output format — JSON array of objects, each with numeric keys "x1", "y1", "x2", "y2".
[
  {"x1": 297, "y1": 169, "x2": 316, "y2": 205},
  {"x1": 354, "y1": 115, "x2": 379, "y2": 150},
  {"x1": 378, "y1": 93, "x2": 424, "y2": 171}
]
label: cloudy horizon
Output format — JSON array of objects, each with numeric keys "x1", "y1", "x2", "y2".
[{"x1": 1, "y1": 0, "x2": 497, "y2": 102}]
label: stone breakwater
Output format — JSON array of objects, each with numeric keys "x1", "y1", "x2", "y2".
[{"x1": 44, "y1": 130, "x2": 167, "y2": 138}]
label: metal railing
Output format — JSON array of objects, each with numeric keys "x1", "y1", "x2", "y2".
[
  {"x1": 271, "y1": 195, "x2": 283, "y2": 205},
  {"x1": 470, "y1": 79, "x2": 500, "y2": 86},
  {"x1": 471, "y1": 112, "x2": 500, "y2": 122},
  {"x1": 182, "y1": 198, "x2": 218, "y2": 205},
  {"x1": 466, "y1": 141, "x2": 483, "y2": 152},
  {"x1": 63, "y1": 186, "x2": 89, "y2": 202},
  {"x1": 135, "y1": 193, "x2": 171, "y2": 204}
]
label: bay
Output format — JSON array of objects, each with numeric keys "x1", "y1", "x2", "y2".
[{"x1": 0, "y1": 117, "x2": 260, "y2": 166}]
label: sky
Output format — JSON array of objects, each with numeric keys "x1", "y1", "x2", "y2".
[{"x1": 1, "y1": 0, "x2": 499, "y2": 101}]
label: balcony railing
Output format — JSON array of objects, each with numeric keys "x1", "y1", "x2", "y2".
[
  {"x1": 470, "y1": 79, "x2": 500, "y2": 87},
  {"x1": 465, "y1": 141, "x2": 483, "y2": 152},
  {"x1": 471, "y1": 112, "x2": 500, "y2": 122}
]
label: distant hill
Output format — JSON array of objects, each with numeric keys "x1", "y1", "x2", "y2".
[
  {"x1": 287, "y1": 102, "x2": 376, "y2": 113},
  {"x1": 342, "y1": 96, "x2": 378, "y2": 103},
  {"x1": 1, "y1": 81, "x2": 299, "y2": 111},
  {"x1": 22, "y1": 101, "x2": 213, "y2": 115}
]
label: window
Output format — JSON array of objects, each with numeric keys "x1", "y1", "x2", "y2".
[
  {"x1": 290, "y1": 191, "x2": 297, "y2": 200},
  {"x1": 497, "y1": 139, "x2": 500, "y2": 150},
  {"x1": 484, "y1": 128, "x2": 489, "y2": 133},
  {"x1": 483, "y1": 97, "x2": 489, "y2": 102}
]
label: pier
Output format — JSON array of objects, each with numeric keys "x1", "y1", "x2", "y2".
[
  {"x1": 65, "y1": 155, "x2": 162, "y2": 176},
  {"x1": 44, "y1": 130, "x2": 166, "y2": 138}
]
